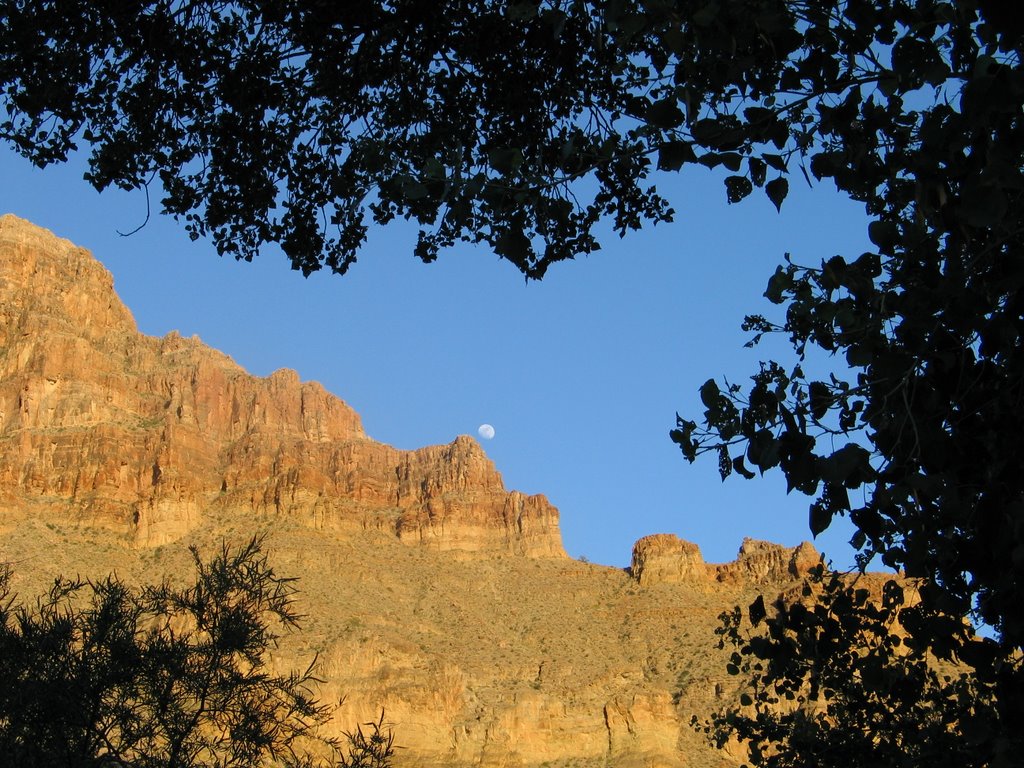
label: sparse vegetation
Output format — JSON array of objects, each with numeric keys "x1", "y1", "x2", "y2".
[
  {"x1": 0, "y1": 535, "x2": 394, "y2": 768},
  {"x1": 334, "y1": 712, "x2": 397, "y2": 768}
]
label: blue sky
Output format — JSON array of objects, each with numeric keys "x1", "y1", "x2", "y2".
[{"x1": 1, "y1": 146, "x2": 873, "y2": 568}]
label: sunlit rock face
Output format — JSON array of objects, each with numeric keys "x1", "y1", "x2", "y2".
[
  {"x1": 714, "y1": 538, "x2": 821, "y2": 584},
  {"x1": 0, "y1": 215, "x2": 842, "y2": 768},
  {"x1": 630, "y1": 534, "x2": 819, "y2": 588},
  {"x1": 0, "y1": 213, "x2": 564, "y2": 556},
  {"x1": 630, "y1": 533, "x2": 707, "y2": 586}
]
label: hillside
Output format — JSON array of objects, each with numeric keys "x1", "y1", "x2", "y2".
[{"x1": 0, "y1": 214, "x2": 820, "y2": 767}]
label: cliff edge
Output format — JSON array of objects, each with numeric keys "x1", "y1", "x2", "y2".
[{"x1": 0, "y1": 214, "x2": 564, "y2": 557}]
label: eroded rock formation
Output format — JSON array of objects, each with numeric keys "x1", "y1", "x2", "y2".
[
  {"x1": 630, "y1": 534, "x2": 820, "y2": 588},
  {"x1": 0, "y1": 215, "x2": 837, "y2": 768},
  {"x1": 0, "y1": 214, "x2": 563, "y2": 556},
  {"x1": 630, "y1": 533, "x2": 707, "y2": 586}
]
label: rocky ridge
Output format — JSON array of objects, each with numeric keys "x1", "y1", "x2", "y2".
[
  {"x1": 0, "y1": 214, "x2": 562, "y2": 556},
  {"x1": 630, "y1": 534, "x2": 821, "y2": 587},
  {"x1": 0, "y1": 214, "x2": 825, "y2": 768}
]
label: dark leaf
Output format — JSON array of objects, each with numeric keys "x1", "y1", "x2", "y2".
[
  {"x1": 488, "y1": 147, "x2": 524, "y2": 175},
  {"x1": 867, "y1": 220, "x2": 899, "y2": 250},
  {"x1": 809, "y1": 497, "x2": 833, "y2": 536},
  {"x1": 718, "y1": 445, "x2": 732, "y2": 480},
  {"x1": 765, "y1": 177, "x2": 788, "y2": 212},
  {"x1": 645, "y1": 98, "x2": 685, "y2": 129},
  {"x1": 733, "y1": 454, "x2": 756, "y2": 479},
  {"x1": 764, "y1": 265, "x2": 791, "y2": 304},
  {"x1": 700, "y1": 378, "x2": 721, "y2": 409},
  {"x1": 762, "y1": 153, "x2": 787, "y2": 172},
  {"x1": 658, "y1": 140, "x2": 696, "y2": 171},
  {"x1": 719, "y1": 153, "x2": 743, "y2": 172},
  {"x1": 725, "y1": 175, "x2": 753, "y2": 203},
  {"x1": 819, "y1": 444, "x2": 872, "y2": 486},
  {"x1": 882, "y1": 579, "x2": 904, "y2": 609},
  {"x1": 748, "y1": 157, "x2": 767, "y2": 187},
  {"x1": 747, "y1": 429, "x2": 781, "y2": 472},
  {"x1": 494, "y1": 228, "x2": 532, "y2": 264},
  {"x1": 808, "y1": 381, "x2": 831, "y2": 421},
  {"x1": 749, "y1": 595, "x2": 767, "y2": 626}
]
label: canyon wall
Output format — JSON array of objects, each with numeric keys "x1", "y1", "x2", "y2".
[
  {"x1": 0, "y1": 214, "x2": 563, "y2": 556},
  {"x1": 0, "y1": 214, "x2": 827, "y2": 768}
]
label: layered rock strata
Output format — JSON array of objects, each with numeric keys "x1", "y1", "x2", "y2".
[
  {"x1": 0, "y1": 214, "x2": 845, "y2": 768},
  {"x1": 0, "y1": 214, "x2": 563, "y2": 557}
]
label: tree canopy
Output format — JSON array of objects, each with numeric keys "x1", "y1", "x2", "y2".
[
  {"x1": 669, "y1": 0, "x2": 1024, "y2": 667},
  {"x1": 668, "y1": 0, "x2": 1024, "y2": 652},
  {"x1": 5, "y1": 0, "x2": 978, "y2": 277},
  {"x1": 3, "y1": 0, "x2": 1023, "y2": 763}
]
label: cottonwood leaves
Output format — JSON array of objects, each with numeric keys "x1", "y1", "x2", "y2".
[
  {"x1": 1, "y1": 0, "x2": 808, "y2": 278},
  {"x1": 671, "y1": 2, "x2": 1024, "y2": 763},
  {"x1": 697, "y1": 571, "x2": 1006, "y2": 768}
]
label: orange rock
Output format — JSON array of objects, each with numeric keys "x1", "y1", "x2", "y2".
[
  {"x1": 629, "y1": 534, "x2": 820, "y2": 588},
  {"x1": 0, "y1": 214, "x2": 564, "y2": 557},
  {"x1": 0, "y1": 214, "x2": 847, "y2": 768},
  {"x1": 630, "y1": 534, "x2": 707, "y2": 586}
]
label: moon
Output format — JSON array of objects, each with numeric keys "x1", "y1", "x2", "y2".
[{"x1": 477, "y1": 423, "x2": 495, "y2": 440}]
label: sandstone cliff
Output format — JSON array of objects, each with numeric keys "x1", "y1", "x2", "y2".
[
  {"x1": 0, "y1": 213, "x2": 563, "y2": 557},
  {"x1": 0, "y1": 215, "x2": 829, "y2": 768}
]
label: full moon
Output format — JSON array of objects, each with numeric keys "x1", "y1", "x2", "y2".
[{"x1": 477, "y1": 423, "x2": 495, "y2": 440}]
